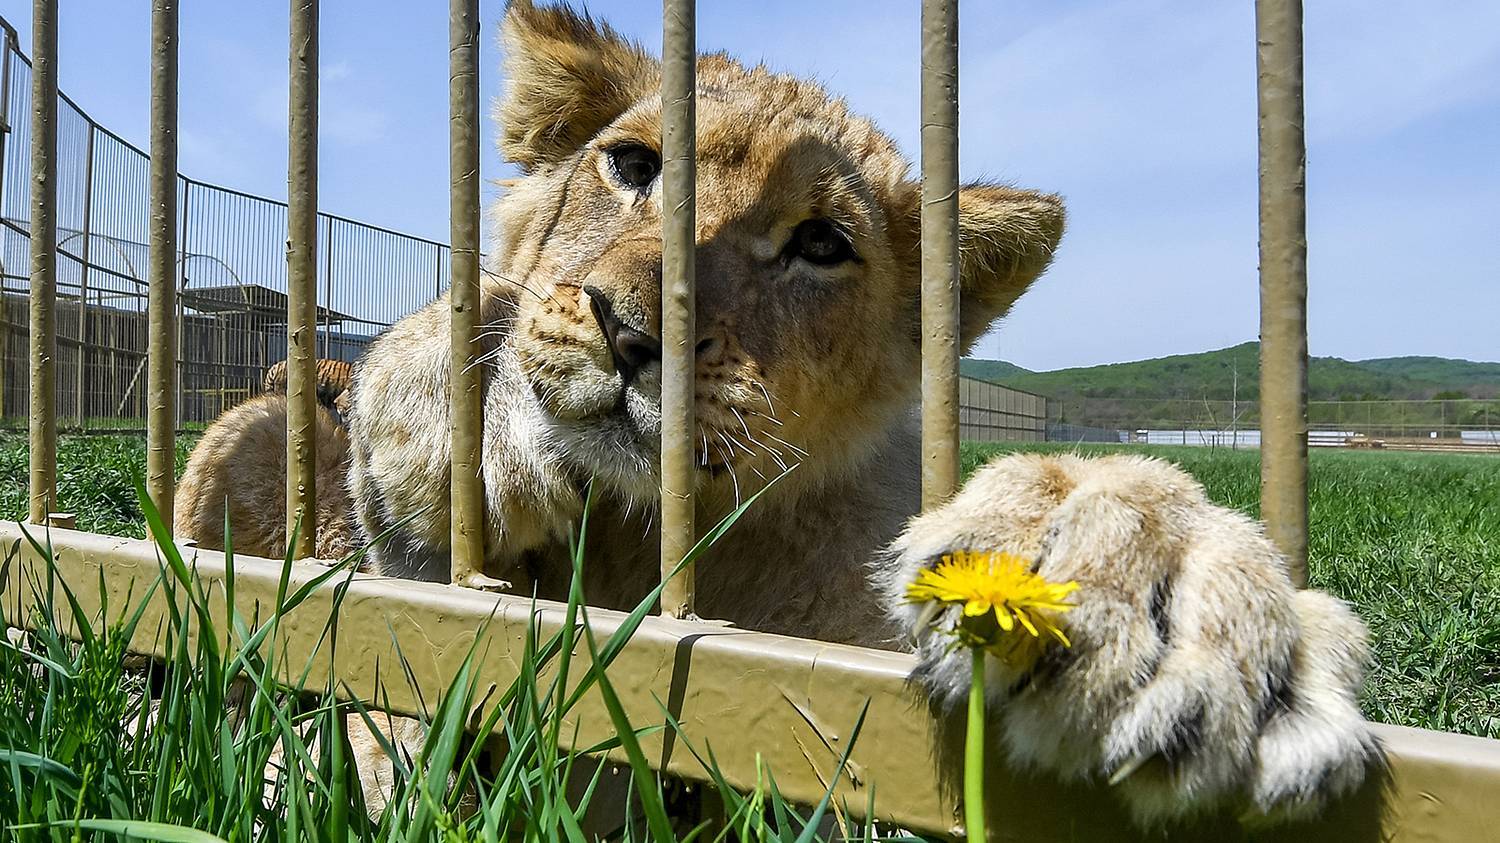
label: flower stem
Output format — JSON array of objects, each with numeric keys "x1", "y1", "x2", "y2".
[{"x1": 965, "y1": 648, "x2": 987, "y2": 841}]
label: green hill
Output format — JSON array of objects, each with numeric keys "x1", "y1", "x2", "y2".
[
  {"x1": 962, "y1": 342, "x2": 1500, "y2": 403},
  {"x1": 1353, "y1": 357, "x2": 1500, "y2": 398},
  {"x1": 958, "y1": 358, "x2": 1031, "y2": 383}
]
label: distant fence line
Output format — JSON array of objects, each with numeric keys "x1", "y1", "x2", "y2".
[
  {"x1": 957, "y1": 385, "x2": 1500, "y2": 450},
  {"x1": 1045, "y1": 396, "x2": 1500, "y2": 443},
  {"x1": 0, "y1": 32, "x2": 448, "y2": 428}
]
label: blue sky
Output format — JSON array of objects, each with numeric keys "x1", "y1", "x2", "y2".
[{"x1": 3, "y1": 0, "x2": 1496, "y2": 370}]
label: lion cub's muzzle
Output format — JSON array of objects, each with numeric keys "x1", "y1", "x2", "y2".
[
  {"x1": 584, "y1": 284, "x2": 661, "y2": 384},
  {"x1": 583, "y1": 284, "x2": 727, "y2": 384}
]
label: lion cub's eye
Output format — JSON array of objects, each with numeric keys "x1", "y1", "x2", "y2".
[
  {"x1": 607, "y1": 144, "x2": 661, "y2": 191},
  {"x1": 787, "y1": 219, "x2": 856, "y2": 266}
]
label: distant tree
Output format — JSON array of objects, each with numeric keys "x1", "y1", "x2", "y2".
[{"x1": 1433, "y1": 390, "x2": 1469, "y2": 400}]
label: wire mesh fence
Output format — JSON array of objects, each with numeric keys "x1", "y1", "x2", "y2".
[{"x1": 0, "y1": 26, "x2": 448, "y2": 430}]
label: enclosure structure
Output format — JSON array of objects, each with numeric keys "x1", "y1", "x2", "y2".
[
  {"x1": 957, "y1": 377, "x2": 1048, "y2": 443},
  {"x1": 0, "y1": 19, "x2": 447, "y2": 432},
  {"x1": 5, "y1": 0, "x2": 1500, "y2": 840}
]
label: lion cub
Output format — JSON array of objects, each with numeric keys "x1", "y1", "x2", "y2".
[{"x1": 175, "y1": 0, "x2": 1377, "y2": 825}]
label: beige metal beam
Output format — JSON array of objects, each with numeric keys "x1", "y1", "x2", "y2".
[
  {"x1": 447, "y1": 0, "x2": 488, "y2": 587},
  {"x1": 659, "y1": 0, "x2": 697, "y2": 617},
  {"x1": 285, "y1": 0, "x2": 318, "y2": 559},
  {"x1": 27, "y1": 0, "x2": 58, "y2": 524},
  {"x1": 919, "y1": 0, "x2": 961, "y2": 510},
  {"x1": 147, "y1": 0, "x2": 179, "y2": 529},
  {"x1": 1255, "y1": 0, "x2": 1309, "y2": 586},
  {"x1": 7, "y1": 524, "x2": 1500, "y2": 842}
]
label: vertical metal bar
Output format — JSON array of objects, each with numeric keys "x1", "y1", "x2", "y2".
[
  {"x1": 920, "y1": 0, "x2": 960, "y2": 510},
  {"x1": 0, "y1": 27, "x2": 12, "y2": 421},
  {"x1": 286, "y1": 0, "x2": 318, "y2": 558},
  {"x1": 175, "y1": 182, "x2": 190, "y2": 429},
  {"x1": 148, "y1": 0, "x2": 178, "y2": 525},
  {"x1": 75, "y1": 127, "x2": 94, "y2": 427},
  {"x1": 1255, "y1": 0, "x2": 1309, "y2": 586},
  {"x1": 322, "y1": 218, "x2": 333, "y2": 359},
  {"x1": 0, "y1": 21, "x2": 13, "y2": 219},
  {"x1": 660, "y1": 0, "x2": 696, "y2": 618},
  {"x1": 448, "y1": 0, "x2": 489, "y2": 587},
  {"x1": 27, "y1": 0, "x2": 58, "y2": 523}
]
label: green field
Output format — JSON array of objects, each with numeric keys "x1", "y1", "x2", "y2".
[
  {"x1": 3, "y1": 435, "x2": 1497, "y2": 738},
  {"x1": 0, "y1": 434, "x2": 196, "y2": 539}
]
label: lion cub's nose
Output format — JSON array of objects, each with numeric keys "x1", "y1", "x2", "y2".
[
  {"x1": 694, "y1": 330, "x2": 727, "y2": 367},
  {"x1": 584, "y1": 285, "x2": 661, "y2": 383}
]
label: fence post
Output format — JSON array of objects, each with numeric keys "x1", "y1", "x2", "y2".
[
  {"x1": 285, "y1": 0, "x2": 318, "y2": 559},
  {"x1": 322, "y1": 217, "x2": 333, "y2": 359},
  {"x1": 1255, "y1": 0, "x2": 1309, "y2": 586},
  {"x1": 0, "y1": 24, "x2": 13, "y2": 420},
  {"x1": 447, "y1": 0, "x2": 491, "y2": 588},
  {"x1": 0, "y1": 20, "x2": 12, "y2": 225},
  {"x1": 919, "y1": 0, "x2": 960, "y2": 510},
  {"x1": 75, "y1": 126, "x2": 94, "y2": 427},
  {"x1": 27, "y1": 0, "x2": 58, "y2": 523},
  {"x1": 147, "y1": 0, "x2": 178, "y2": 526},
  {"x1": 174, "y1": 183, "x2": 189, "y2": 427},
  {"x1": 660, "y1": 0, "x2": 697, "y2": 618}
]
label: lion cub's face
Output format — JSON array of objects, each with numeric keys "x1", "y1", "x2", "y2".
[{"x1": 490, "y1": 2, "x2": 1064, "y2": 502}]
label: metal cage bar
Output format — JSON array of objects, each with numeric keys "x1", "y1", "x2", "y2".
[
  {"x1": 1254, "y1": 0, "x2": 1309, "y2": 586},
  {"x1": 27, "y1": 0, "x2": 58, "y2": 523},
  {"x1": 659, "y1": 0, "x2": 697, "y2": 617},
  {"x1": 448, "y1": 0, "x2": 489, "y2": 587},
  {"x1": 919, "y1": 0, "x2": 961, "y2": 510},
  {"x1": 75, "y1": 125, "x2": 94, "y2": 428},
  {"x1": 285, "y1": 0, "x2": 318, "y2": 559},
  {"x1": 146, "y1": 0, "x2": 178, "y2": 528}
]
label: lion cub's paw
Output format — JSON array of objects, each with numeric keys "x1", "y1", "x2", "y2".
[{"x1": 881, "y1": 453, "x2": 1380, "y2": 827}]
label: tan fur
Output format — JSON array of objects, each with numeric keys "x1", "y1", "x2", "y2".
[
  {"x1": 175, "y1": 395, "x2": 355, "y2": 560},
  {"x1": 175, "y1": 0, "x2": 1374, "y2": 825},
  {"x1": 346, "y1": 2, "x2": 1065, "y2": 642}
]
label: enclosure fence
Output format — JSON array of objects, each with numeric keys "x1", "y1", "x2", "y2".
[
  {"x1": 5, "y1": 1, "x2": 1500, "y2": 841},
  {"x1": 958, "y1": 376, "x2": 1048, "y2": 443},
  {"x1": 1041, "y1": 397, "x2": 1500, "y2": 449},
  {"x1": 0, "y1": 17, "x2": 449, "y2": 431}
]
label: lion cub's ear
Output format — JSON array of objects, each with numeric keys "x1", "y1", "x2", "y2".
[
  {"x1": 953, "y1": 185, "x2": 1066, "y2": 348},
  {"x1": 499, "y1": 1, "x2": 659, "y2": 170}
]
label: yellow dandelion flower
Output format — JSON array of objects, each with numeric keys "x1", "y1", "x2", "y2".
[
  {"x1": 905, "y1": 550, "x2": 1079, "y2": 657},
  {"x1": 905, "y1": 551, "x2": 1081, "y2": 842}
]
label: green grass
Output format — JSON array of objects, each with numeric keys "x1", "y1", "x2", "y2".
[
  {"x1": 963, "y1": 442, "x2": 1500, "y2": 739},
  {"x1": 0, "y1": 434, "x2": 197, "y2": 538},
  {"x1": 1, "y1": 482, "x2": 888, "y2": 842}
]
